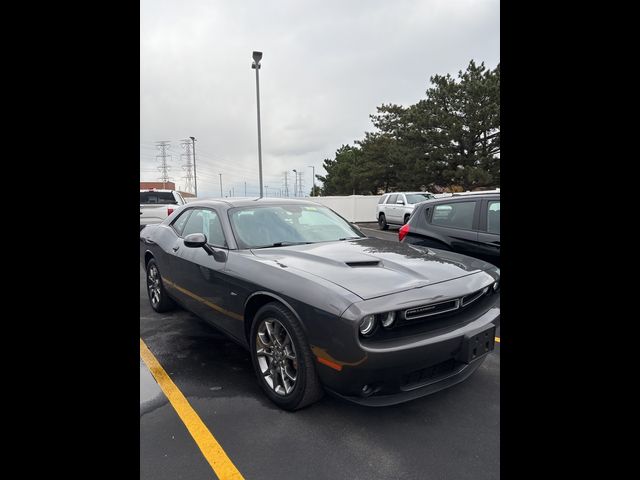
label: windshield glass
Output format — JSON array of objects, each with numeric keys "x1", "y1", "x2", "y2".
[
  {"x1": 405, "y1": 193, "x2": 433, "y2": 204},
  {"x1": 229, "y1": 204, "x2": 364, "y2": 249}
]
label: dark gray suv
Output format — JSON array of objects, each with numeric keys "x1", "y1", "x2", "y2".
[{"x1": 399, "y1": 192, "x2": 500, "y2": 266}]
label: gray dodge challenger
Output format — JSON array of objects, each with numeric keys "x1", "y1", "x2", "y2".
[{"x1": 140, "y1": 198, "x2": 500, "y2": 410}]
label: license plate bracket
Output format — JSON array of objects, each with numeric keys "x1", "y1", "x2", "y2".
[{"x1": 459, "y1": 324, "x2": 496, "y2": 364}]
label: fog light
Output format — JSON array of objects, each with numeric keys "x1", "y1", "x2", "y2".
[
  {"x1": 381, "y1": 311, "x2": 396, "y2": 328},
  {"x1": 359, "y1": 315, "x2": 376, "y2": 336}
]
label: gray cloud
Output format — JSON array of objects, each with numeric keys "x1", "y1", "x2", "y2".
[{"x1": 141, "y1": 0, "x2": 499, "y2": 197}]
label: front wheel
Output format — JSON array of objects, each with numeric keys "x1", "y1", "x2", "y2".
[
  {"x1": 378, "y1": 213, "x2": 389, "y2": 230},
  {"x1": 250, "y1": 302, "x2": 323, "y2": 410},
  {"x1": 146, "y1": 259, "x2": 175, "y2": 312}
]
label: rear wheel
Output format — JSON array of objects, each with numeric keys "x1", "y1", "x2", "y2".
[
  {"x1": 250, "y1": 302, "x2": 323, "y2": 410},
  {"x1": 378, "y1": 213, "x2": 389, "y2": 230},
  {"x1": 404, "y1": 214, "x2": 411, "y2": 224},
  {"x1": 146, "y1": 259, "x2": 175, "y2": 312}
]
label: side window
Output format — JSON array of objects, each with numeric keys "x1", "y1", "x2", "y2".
[
  {"x1": 431, "y1": 202, "x2": 476, "y2": 230},
  {"x1": 487, "y1": 201, "x2": 500, "y2": 234},
  {"x1": 171, "y1": 209, "x2": 192, "y2": 235},
  {"x1": 387, "y1": 194, "x2": 398, "y2": 204},
  {"x1": 378, "y1": 195, "x2": 387, "y2": 204},
  {"x1": 182, "y1": 209, "x2": 227, "y2": 247}
]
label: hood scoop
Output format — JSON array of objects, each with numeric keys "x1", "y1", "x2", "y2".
[{"x1": 345, "y1": 260, "x2": 381, "y2": 267}]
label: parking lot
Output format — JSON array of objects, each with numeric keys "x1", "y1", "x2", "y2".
[{"x1": 140, "y1": 226, "x2": 500, "y2": 480}]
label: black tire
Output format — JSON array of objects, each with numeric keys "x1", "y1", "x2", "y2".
[
  {"x1": 404, "y1": 214, "x2": 411, "y2": 225},
  {"x1": 378, "y1": 213, "x2": 389, "y2": 230},
  {"x1": 250, "y1": 302, "x2": 323, "y2": 410},
  {"x1": 146, "y1": 258, "x2": 175, "y2": 313}
]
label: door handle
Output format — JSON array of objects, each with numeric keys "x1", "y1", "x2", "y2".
[{"x1": 172, "y1": 246, "x2": 180, "y2": 252}]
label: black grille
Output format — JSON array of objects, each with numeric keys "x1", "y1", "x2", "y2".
[
  {"x1": 461, "y1": 286, "x2": 489, "y2": 307},
  {"x1": 404, "y1": 299, "x2": 459, "y2": 320},
  {"x1": 400, "y1": 359, "x2": 460, "y2": 390}
]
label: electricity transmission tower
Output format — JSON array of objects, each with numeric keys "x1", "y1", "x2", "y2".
[
  {"x1": 156, "y1": 141, "x2": 172, "y2": 187},
  {"x1": 296, "y1": 170, "x2": 304, "y2": 197},
  {"x1": 283, "y1": 171, "x2": 289, "y2": 197},
  {"x1": 180, "y1": 139, "x2": 194, "y2": 194}
]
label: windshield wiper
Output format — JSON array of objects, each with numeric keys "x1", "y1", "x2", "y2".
[
  {"x1": 338, "y1": 237, "x2": 361, "y2": 241},
  {"x1": 273, "y1": 241, "x2": 312, "y2": 247},
  {"x1": 255, "y1": 241, "x2": 313, "y2": 248}
]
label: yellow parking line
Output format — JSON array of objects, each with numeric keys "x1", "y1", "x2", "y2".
[
  {"x1": 495, "y1": 337, "x2": 500, "y2": 343},
  {"x1": 140, "y1": 338, "x2": 244, "y2": 480}
]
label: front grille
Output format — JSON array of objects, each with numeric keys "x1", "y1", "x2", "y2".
[
  {"x1": 404, "y1": 299, "x2": 459, "y2": 320},
  {"x1": 403, "y1": 286, "x2": 491, "y2": 322},
  {"x1": 400, "y1": 359, "x2": 461, "y2": 390},
  {"x1": 461, "y1": 286, "x2": 490, "y2": 307}
]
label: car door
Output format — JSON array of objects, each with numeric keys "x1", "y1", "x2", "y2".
[
  {"x1": 395, "y1": 194, "x2": 408, "y2": 223},
  {"x1": 476, "y1": 198, "x2": 501, "y2": 266},
  {"x1": 385, "y1": 194, "x2": 399, "y2": 223},
  {"x1": 423, "y1": 199, "x2": 484, "y2": 257},
  {"x1": 170, "y1": 207, "x2": 242, "y2": 339}
]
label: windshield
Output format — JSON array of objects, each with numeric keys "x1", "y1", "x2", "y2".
[
  {"x1": 405, "y1": 193, "x2": 434, "y2": 204},
  {"x1": 229, "y1": 204, "x2": 364, "y2": 249}
]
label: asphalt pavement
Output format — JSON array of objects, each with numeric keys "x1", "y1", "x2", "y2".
[{"x1": 140, "y1": 225, "x2": 500, "y2": 480}]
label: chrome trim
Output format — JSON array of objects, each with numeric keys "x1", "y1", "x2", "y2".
[{"x1": 404, "y1": 298, "x2": 460, "y2": 320}]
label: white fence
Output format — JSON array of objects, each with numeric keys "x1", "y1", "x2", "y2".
[
  {"x1": 186, "y1": 195, "x2": 382, "y2": 222},
  {"x1": 307, "y1": 195, "x2": 381, "y2": 222},
  {"x1": 185, "y1": 190, "x2": 497, "y2": 222}
]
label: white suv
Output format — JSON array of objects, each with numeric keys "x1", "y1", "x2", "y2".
[{"x1": 376, "y1": 191, "x2": 434, "y2": 230}]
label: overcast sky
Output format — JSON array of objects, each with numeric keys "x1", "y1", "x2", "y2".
[{"x1": 140, "y1": 0, "x2": 499, "y2": 198}]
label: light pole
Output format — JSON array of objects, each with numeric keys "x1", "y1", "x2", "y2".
[
  {"x1": 292, "y1": 169, "x2": 298, "y2": 197},
  {"x1": 252, "y1": 51, "x2": 264, "y2": 198},
  {"x1": 189, "y1": 136, "x2": 197, "y2": 197},
  {"x1": 265, "y1": 185, "x2": 269, "y2": 197},
  {"x1": 219, "y1": 173, "x2": 223, "y2": 197},
  {"x1": 308, "y1": 165, "x2": 315, "y2": 196}
]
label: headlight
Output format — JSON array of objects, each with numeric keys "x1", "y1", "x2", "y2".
[
  {"x1": 380, "y1": 311, "x2": 396, "y2": 328},
  {"x1": 359, "y1": 315, "x2": 376, "y2": 336}
]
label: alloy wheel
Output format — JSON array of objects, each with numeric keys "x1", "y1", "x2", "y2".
[
  {"x1": 147, "y1": 265, "x2": 161, "y2": 307},
  {"x1": 256, "y1": 318, "x2": 298, "y2": 396}
]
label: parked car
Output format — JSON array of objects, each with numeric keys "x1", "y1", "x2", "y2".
[
  {"x1": 376, "y1": 192, "x2": 435, "y2": 230},
  {"x1": 140, "y1": 198, "x2": 500, "y2": 410},
  {"x1": 399, "y1": 192, "x2": 500, "y2": 266},
  {"x1": 140, "y1": 189, "x2": 187, "y2": 231}
]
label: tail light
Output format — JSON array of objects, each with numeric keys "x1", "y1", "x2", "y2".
[
  {"x1": 167, "y1": 208, "x2": 174, "y2": 216},
  {"x1": 399, "y1": 224, "x2": 410, "y2": 242}
]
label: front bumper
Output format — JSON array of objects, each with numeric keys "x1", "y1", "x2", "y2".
[
  {"x1": 309, "y1": 271, "x2": 500, "y2": 406},
  {"x1": 319, "y1": 306, "x2": 499, "y2": 406}
]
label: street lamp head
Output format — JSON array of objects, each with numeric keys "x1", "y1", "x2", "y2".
[
  {"x1": 190, "y1": 136, "x2": 195, "y2": 141},
  {"x1": 293, "y1": 169, "x2": 297, "y2": 172},
  {"x1": 252, "y1": 51, "x2": 263, "y2": 63}
]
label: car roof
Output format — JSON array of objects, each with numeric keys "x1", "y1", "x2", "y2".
[
  {"x1": 140, "y1": 189, "x2": 175, "y2": 193},
  {"x1": 418, "y1": 192, "x2": 500, "y2": 204},
  {"x1": 382, "y1": 191, "x2": 433, "y2": 195},
  {"x1": 180, "y1": 197, "x2": 323, "y2": 209}
]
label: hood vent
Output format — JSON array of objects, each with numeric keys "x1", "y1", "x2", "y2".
[{"x1": 345, "y1": 260, "x2": 381, "y2": 267}]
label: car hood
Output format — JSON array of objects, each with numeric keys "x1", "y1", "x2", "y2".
[{"x1": 250, "y1": 237, "x2": 495, "y2": 300}]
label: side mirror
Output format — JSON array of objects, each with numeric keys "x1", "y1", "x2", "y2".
[
  {"x1": 184, "y1": 233, "x2": 207, "y2": 248},
  {"x1": 183, "y1": 233, "x2": 219, "y2": 258},
  {"x1": 396, "y1": 200, "x2": 405, "y2": 205}
]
